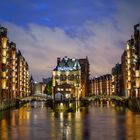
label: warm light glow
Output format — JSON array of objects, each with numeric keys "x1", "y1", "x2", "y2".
[
  {"x1": 2, "y1": 49, "x2": 6, "y2": 56},
  {"x1": 127, "y1": 82, "x2": 131, "y2": 89},
  {"x1": 128, "y1": 71, "x2": 131, "y2": 76},
  {"x1": 12, "y1": 86, "x2": 15, "y2": 90},
  {"x1": 53, "y1": 71, "x2": 56, "y2": 76},
  {"x1": 2, "y1": 37, "x2": 7, "y2": 48},
  {"x1": 126, "y1": 43, "x2": 130, "y2": 50},
  {"x1": 66, "y1": 71, "x2": 69, "y2": 76},
  {"x1": 127, "y1": 51, "x2": 131, "y2": 58},
  {"x1": 60, "y1": 112, "x2": 64, "y2": 121},
  {"x1": 65, "y1": 94, "x2": 71, "y2": 98},
  {"x1": 2, "y1": 79, "x2": 6, "y2": 89},
  {"x1": 1, "y1": 72, "x2": 6, "y2": 77},
  {"x1": 2, "y1": 57, "x2": 6, "y2": 63},
  {"x1": 136, "y1": 79, "x2": 140, "y2": 88},
  {"x1": 127, "y1": 59, "x2": 131, "y2": 64},
  {"x1": 128, "y1": 76, "x2": 131, "y2": 81},
  {"x1": 136, "y1": 70, "x2": 140, "y2": 77}
]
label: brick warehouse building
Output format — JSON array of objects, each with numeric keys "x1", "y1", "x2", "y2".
[{"x1": 52, "y1": 56, "x2": 89, "y2": 100}]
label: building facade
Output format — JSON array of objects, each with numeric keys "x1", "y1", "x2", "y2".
[
  {"x1": 33, "y1": 82, "x2": 46, "y2": 95},
  {"x1": 8, "y1": 42, "x2": 17, "y2": 99},
  {"x1": 121, "y1": 24, "x2": 140, "y2": 97},
  {"x1": 111, "y1": 63, "x2": 122, "y2": 96},
  {"x1": 121, "y1": 51, "x2": 127, "y2": 96},
  {"x1": 90, "y1": 74, "x2": 112, "y2": 96},
  {"x1": 0, "y1": 26, "x2": 9, "y2": 101},
  {"x1": 79, "y1": 57, "x2": 90, "y2": 97},
  {"x1": 52, "y1": 57, "x2": 82, "y2": 100},
  {"x1": 0, "y1": 25, "x2": 30, "y2": 104},
  {"x1": 16, "y1": 50, "x2": 30, "y2": 98},
  {"x1": 30, "y1": 75, "x2": 35, "y2": 96}
]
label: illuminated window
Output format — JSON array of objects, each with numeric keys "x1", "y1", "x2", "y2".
[
  {"x1": 1, "y1": 72, "x2": 6, "y2": 77},
  {"x1": 136, "y1": 79, "x2": 140, "y2": 88},
  {"x1": 136, "y1": 70, "x2": 140, "y2": 77},
  {"x1": 127, "y1": 59, "x2": 131, "y2": 64},
  {"x1": 2, "y1": 78, "x2": 6, "y2": 89},
  {"x1": 2, "y1": 50, "x2": 6, "y2": 56},
  {"x1": 128, "y1": 76, "x2": 131, "y2": 81},
  {"x1": 2, "y1": 38, "x2": 7, "y2": 48},
  {"x1": 127, "y1": 51, "x2": 131, "y2": 58},
  {"x1": 128, "y1": 71, "x2": 131, "y2": 76},
  {"x1": 2, "y1": 57, "x2": 6, "y2": 63},
  {"x1": 127, "y1": 82, "x2": 131, "y2": 89},
  {"x1": 126, "y1": 44, "x2": 130, "y2": 50}
]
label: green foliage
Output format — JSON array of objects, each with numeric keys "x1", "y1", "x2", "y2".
[{"x1": 44, "y1": 79, "x2": 52, "y2": 95}]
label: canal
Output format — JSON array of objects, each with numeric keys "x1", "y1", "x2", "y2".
[{"x1": 0, "y1": 101, "x2": 140, "y2": 140}]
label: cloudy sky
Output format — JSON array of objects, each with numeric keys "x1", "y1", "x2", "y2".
[{"x1": 0, "y1": 0, "x2": 140, "y2": 81}]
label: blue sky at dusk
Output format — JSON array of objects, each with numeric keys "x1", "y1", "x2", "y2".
[
  {"x1": 0, "y1": 0, "x2": 116, "y2": 28},
  {"x1": 0, "y1": 0, "x2": 140, "y2": 80}
]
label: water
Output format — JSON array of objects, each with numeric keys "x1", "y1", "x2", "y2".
[{"x1": 0, "y1": 101, "x2": 140, "y2": 140}]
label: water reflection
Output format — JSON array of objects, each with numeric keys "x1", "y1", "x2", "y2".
[{"x1": 0, "y1": 101, "x2": 140, "y2": 140}]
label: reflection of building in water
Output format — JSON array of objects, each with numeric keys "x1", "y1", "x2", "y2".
[
  {"x1": 63, "y1": 123, "x2": 70, "y2": 139},
  {"x1": 52, "y1": 56, "x2": 82, "y2": 100},
  {"x1": 73, "y1": 108, "x2": 84, "y2": 140},
  {"x1": 125, "y1": 110, "x2": 140, "y2": 140},
  {"x1": 0, "y1": 119, "x2": 8, "y2": 140}
]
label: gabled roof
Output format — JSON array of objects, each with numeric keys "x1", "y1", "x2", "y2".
[{"x1": 54, "y1": 56, "x2": 81, "y2": 71}]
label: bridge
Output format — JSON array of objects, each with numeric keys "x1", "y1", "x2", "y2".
[
  {"x1": 17, "y1": 94, "x2": 128, "y2": 102},
  {"x1": 16, "y1": 94, "x2": 129, "y2": 107},
  {"x1": 84, "y1": 95, "x2": 129, "y2": 106},
  {"x1": 16, "y1": 94, "x2": 52, "y2": 102}
]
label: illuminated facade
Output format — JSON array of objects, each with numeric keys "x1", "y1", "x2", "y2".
[
  {"x1": 8, "y1": 42, "x2": 17, "y2": 99},
  {"x1": 121, "y1": 51, "x2": 127, "y2": 96},
  {"x1": 121, "y1": 24, "x2": 140, "y2": 97},
  {"x1": 90, "y1": 74, "x2": 112, "y2": 96},
  {"x1": 0, "y1": 26, "x2": 9, "y2": 101},
  {"x1": 111, "y1": 63, "x2": 122, "y2": 96},
  {"x1": 52, "y1": 57, "x2": 82, "y2": 100},
  {"x1": 0, "y1": 25, "x2": 30, "y2": 104},
  {"x1": 33, "y1": 82, "x2": 46, "y2": 95},
  {"x1": 16, "y1": 50, "x2": 30, "y2": 98},
  {"x1": 79, "y1": 57, "x2": 90, "y2": 97}
]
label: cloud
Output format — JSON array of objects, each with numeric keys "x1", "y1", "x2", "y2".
[
  {"x1": 3, "y1": 20, "x2": 123, "y2": 81},
  {"x1": 0, "y1": 0, "x2": 116, "y2": 27},
  {"x1": 1, "y1": 0, "x2": 140, "y2": 81},
  {"x1": 116, "y1": 0, "x2": 140, "y2": 39}
]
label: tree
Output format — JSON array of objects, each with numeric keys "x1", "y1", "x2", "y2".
[{"x1": 44, "y1": 79, "x2": 52, "y2": 95}]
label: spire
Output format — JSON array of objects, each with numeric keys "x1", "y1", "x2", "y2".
[{"x1": 30, "y1": 75, "x2": 34, "y2": 82}]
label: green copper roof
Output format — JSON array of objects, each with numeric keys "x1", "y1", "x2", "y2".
[{"x1": 55, "y1": 56, "x2": 81, "y2": 71}]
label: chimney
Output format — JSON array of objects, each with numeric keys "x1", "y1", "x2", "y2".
[{"x1": 57, "y1": 57, "x2": 60, "y2": 65}]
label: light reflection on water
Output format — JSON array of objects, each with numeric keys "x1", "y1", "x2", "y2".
[{"x1": 0, "y1": 101, "x2": 140, "y2": 140}]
